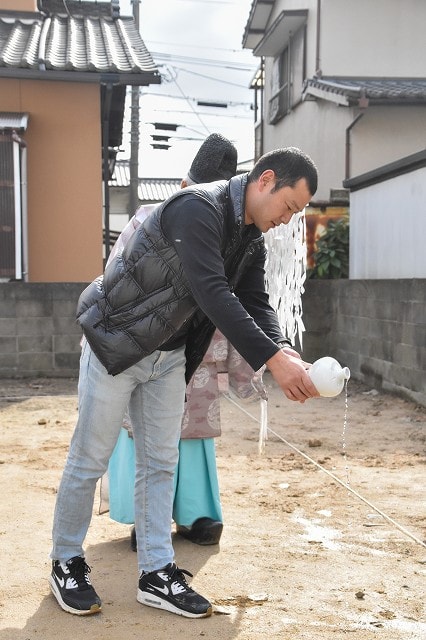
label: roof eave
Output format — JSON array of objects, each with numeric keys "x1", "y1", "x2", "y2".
[
  {"x1": 351, "y1": 97, "x2": 426, "y2": 106},
  {"x1": 343, "y1": 149, "x2": 426, "y2": 191},
  {"x1": 242, "y1": 0, "x2": 275, "y2": 50},
  {"x1": 303, "y1": 83, "x2": 426, "y2": 107},
  {"x1": 0, "y1": 67, "x2": 161, "y2": 85},
  {"x1": 303, "y1": 84, "x2": 350, "y2": 106}
]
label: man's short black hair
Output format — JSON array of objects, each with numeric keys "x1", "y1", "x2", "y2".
[{"x1": 248, "y1": 147, "x2": 318, "y2": 196}]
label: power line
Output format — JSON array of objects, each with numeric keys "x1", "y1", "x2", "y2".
[
  {"x1": 151, "y1": 51, "x2": 256, "y2": 72},
  {"x1": 176, "y1": 0, "x2": 238, "y2": 3},
  {"x1": 140, "y1": 90, "x2": 252, "y2": 108},
  {"x1": 146, "y1": 38, "x2": 254, "y2": 56},
  {"x1": 170, "y1": 72, "x2": 211, "y2": 135},
  {"x1": 163, "y1": 65, "x2": 253, "y2": 89},
  {"x1": 146, "y1": 109, "x2": 253, "y2": 120}
]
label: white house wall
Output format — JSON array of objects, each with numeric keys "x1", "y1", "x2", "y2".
[
  {"x1": 264, "y1": 1, "x2": 318, "y2": 77},
  {"x1": 259, "y1": 1, "x2": 426, "y2": 200},
  {"x1": 349, "y1": 167, "x2": 426, "y2": 279},
  {"x1": 321, "y1": 0, "x2": 426, "y2": 77},
  {"x1": 268, "y1": 0, "x2": 426, "y2": 78},
  {"x1": 262, "y1": 99, "x2": 426, "y2": 201},
  {"x1": 109, "y1": 187, "x2": 129, "y2": 233}
]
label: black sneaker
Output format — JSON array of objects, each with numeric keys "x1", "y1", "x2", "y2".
[
  {"x1": 137, "y1": 562, "x2": 212, "y2": 618},
  {"x1": 49, "y1": 556, "x2": 102, "y2": 615}
]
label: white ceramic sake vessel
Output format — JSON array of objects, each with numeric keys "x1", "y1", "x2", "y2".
[{"x1": 308, "y1": 356, "x2": 351, "y2": 397}]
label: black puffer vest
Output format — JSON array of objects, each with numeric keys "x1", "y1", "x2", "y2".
[{"x1": 77, "y1": 174, "x2": 265, "y2": 379}]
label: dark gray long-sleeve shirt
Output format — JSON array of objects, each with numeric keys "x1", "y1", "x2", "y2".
[{"x1": 160, "y1": 194, "x2": 285, "y2": 370}]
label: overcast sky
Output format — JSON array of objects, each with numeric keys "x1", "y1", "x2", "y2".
[{"x1": 119, "y1": 0, "x2": 258, "y2": 177}]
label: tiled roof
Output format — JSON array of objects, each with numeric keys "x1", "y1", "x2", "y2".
[
  {"x1": 110, "y1": 161, "x2": 181, "y2": 203},
  {"x1": 303, "y1": 77, "x2": 426, "y2": 106},
  {"x1": 0, "y1": 7, "x2": 160, "y2": 85},
  {"x1": 38, "y1": 1, "x2": 120, "y2": 19},
  {"x1": 110, "y1": 158, "x2": 253, "y2": 202},
  {"x1": 236, "y1": 158, "x2": 254, "y2": 173},
  {"x1": 109, "y1": 160, "x2": 254, "y2": 202},
  {"x1": 138, "y1": 179, "x2": 182, "y2": 203}
]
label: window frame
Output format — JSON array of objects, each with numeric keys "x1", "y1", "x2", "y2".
[
  {"x1": 267, "y1": 24, "x2": 307, "y2": 125},
  {"x1": 0, "y1": 129, "x2": 27, "y2": 281}
]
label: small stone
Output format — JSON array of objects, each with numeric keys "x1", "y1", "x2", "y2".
[
  {"x1": 37, "y1": 418, "x2": 47, "y2": 425},
  {"x1": 248, "y1": 593, "x2": 268, "y2": 602},
  {"x1": 308, "y1": 438, "x2": 322, "y2": 448},
  {"x1": 355, "y1": 591, "x2": 365, "y2": 599},
  {"x1": 213, "y1": 605, "x2": 232, "y2": 615}
]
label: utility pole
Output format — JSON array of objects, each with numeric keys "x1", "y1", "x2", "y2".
[{"x1": 129, "y1": 0, "x2": 140, "y2": 219}]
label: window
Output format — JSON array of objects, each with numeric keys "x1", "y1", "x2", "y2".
[
  {"x1": 0, "y1": 114, "x2": 28, "y2": 281},
  {"x1": 268, "y1": 25, "x2": 306, "y2": 124},
  {"x1": 269, "y1": 47, "x2": 289, "y2": 123}
]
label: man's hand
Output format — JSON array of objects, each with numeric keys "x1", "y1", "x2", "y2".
[
  {"x1": 266, "y1": 349, "x2": 320, "y2": 403},
  {"x1": 280, "y1": 345, "x2": 302, "y2": 360}
]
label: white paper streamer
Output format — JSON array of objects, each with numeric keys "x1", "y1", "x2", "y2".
[
  {"x1": 264, "y1": 211, "x2": 307, "y2": 349},
  {"x1": 257, "y1": 212, "x2": 307, "y2": 454},
  {"x1": 258, "y1": 397, "x2": 268, "y2": 455}
]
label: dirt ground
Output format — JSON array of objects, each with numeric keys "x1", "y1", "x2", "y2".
[{"x1": 0, "y1": 374, "x2": 425, "y2": 640}]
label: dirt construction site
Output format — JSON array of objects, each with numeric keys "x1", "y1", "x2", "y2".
[{"x1": 0, "y1": 375, "x2": 425, "y2": 640}]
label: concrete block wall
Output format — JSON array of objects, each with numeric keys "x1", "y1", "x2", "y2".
[
  {"x1": 0, "y1": 283, "x2": 86, "y2": 378},
  {"x1": 1, "y1": 280, "x2": 425, "y2": 406},
  {"x1": 301, "y1": 279, "x2": 426, "y2": 406}
]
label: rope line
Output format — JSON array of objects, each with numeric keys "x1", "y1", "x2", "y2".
[{"x1": 223, "y1": 392, "x2": 426, "y2": 549}]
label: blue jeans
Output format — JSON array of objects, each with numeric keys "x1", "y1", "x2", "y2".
[{"x1": 51, "y1": 339, "x2": 186, "y2": 573}]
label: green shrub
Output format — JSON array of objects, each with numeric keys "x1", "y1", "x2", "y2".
[{"x1": 308, "y1": 217, "x2": 349, "y2": 279}]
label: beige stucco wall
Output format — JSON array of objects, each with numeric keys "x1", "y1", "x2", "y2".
[
  {"x1": 269, "y1": 0, "x2": 426, "y2": 78},
  {"x1": 321, "y1": 0, "x2": 426, "y2": 77},
  {"x1": 258, "y1": 1, "x2": 426, "y2": 200},
  {"x1": 1, "y1": 78, "x2": 103, "y2": 282},
  {"x1": 0, "y1": 1, "x2": 36, "y2": 9},
  {"x1": 262, "y1": 96, "x2": 351, "y2": 200},
  {"x1": 263, "y1": 98, "x2": 426, "y2": 200},
  {"x1": 266, "y1": 0, "x2": 318, "y2": 77},
  {"x1": 349, "y1": 106, "x2": 426, "y2": 178}
]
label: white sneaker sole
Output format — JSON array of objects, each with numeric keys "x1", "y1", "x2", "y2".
[
  {"x1": 137, "y1": 588, "x2": 212, "y2": 618},
  {"x1": 49, "y1": 575, "x2": 102, "y2": 616}
]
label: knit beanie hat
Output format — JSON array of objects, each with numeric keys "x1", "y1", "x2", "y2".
[{"x1": 187, "y1": 133, "x2": 238, "y2": 183}]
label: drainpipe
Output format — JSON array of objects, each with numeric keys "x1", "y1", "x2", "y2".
[
  {"x1": 19, "y1": 138, "x2": 28, "y2": 281},
  {"x1": 10, "y1": 131, "x2": 28, "y2": 280},
  {"x1": 345, "y1": 91, "x2": 369, "y2": 179},
  {"x1": 260, "y1": 56, "x2": 265, "y2": 158},
  {"x1": 345, "y1": 111, "x2": 365, "y2": 180},
  {"x1": 12, "y1": 134, "x2": 23, "y2": 280},
  {"x1": 315, "y1": 0, "x2": 322, "y2": 76},
  {"x1": 129, "y1": 0, "x2": 140, "y2": 218},
  {"x1": 102, "y1": 83, "x2": 113, "y2": 263}
]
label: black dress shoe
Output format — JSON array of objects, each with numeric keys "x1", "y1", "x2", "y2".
[
  {"x1": 130, "y1": 526, "x2": 137, "y2": 552},
  {"x1": 176, "y1": 517, "x2": 223, "y2": 545}
]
